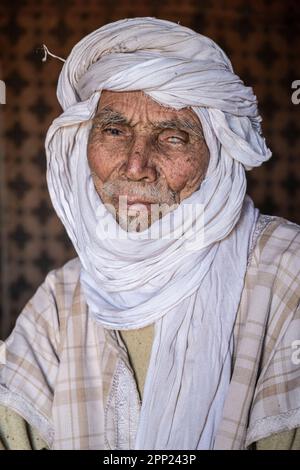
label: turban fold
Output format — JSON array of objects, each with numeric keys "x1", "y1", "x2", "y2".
[{"x1": 45, "y1": 17, "x2": 272, "y2": 449}]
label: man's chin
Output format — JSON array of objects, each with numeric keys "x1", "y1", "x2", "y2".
[{"x1": 117, "y1": 210, "x2": 153, "y2": 233}]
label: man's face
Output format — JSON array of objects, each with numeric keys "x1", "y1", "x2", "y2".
[{"x1": 87, "y1": 90, "x2": 209, "y2": 232}]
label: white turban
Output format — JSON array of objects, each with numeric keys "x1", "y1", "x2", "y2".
[{"x1": 45, "y1": 17, "x2": 272, "y2": 449}]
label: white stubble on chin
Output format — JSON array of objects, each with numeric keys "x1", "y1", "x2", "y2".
[{"x1": 118, "y1": 204, "x2": 150, "y2": 232}]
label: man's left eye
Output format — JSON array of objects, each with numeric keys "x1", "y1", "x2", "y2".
[
  {"x1": 104, "y1": 128, "x2": 122, "y2": 136},
  {"x1": 167, "y1": 136, "x2": 185, "y2": 144}
]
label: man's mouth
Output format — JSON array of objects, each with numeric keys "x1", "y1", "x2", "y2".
[
  {"x1": 126, "y1": 199, "x2": 152, "y2": 206},
  {"x1": 115, "y1": 195, "x2": 155, "y2": 207}
]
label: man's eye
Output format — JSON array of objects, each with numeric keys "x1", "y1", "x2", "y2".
[
  {"x1": 104, "y1": 127, "x2": 122, "y2": 136},
  {"x1": 167, "y1": 136, "x2": 185, "y2": 144}
]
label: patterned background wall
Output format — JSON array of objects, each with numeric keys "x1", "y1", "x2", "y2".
[{"x1": 0, "y1": 0, "x2": 299, "y2": 338}]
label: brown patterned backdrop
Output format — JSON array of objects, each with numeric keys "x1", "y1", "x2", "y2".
[{"x1": 0, "y1": 0, "x2": 299, "y2": 338}]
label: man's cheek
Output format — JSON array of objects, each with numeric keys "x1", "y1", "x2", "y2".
[
  {"x1": 88, "y1": 150, "x2": 114, "y2": 181},
  {"x1": 163, "y1": 162, "x2": 194, "y2": 192}
]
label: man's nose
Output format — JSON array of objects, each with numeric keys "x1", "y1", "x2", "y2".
[{"x1": 119, "y1": 135, "x2": 157, "y2": 183}]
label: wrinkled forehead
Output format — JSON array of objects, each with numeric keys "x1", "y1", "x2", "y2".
[{"x1": 95, "y1": 90, "x2": 204, "y2": 132}]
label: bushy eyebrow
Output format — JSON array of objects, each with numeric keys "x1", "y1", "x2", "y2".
[
  {"x1": 92, "y1": 108, "x2": 129, "y2": 128},
  {"x1": 152, "y1": 119, "x2": 204, "y2": 138},
  {"x1": 92, "y1": 107, "x2": 204, "y2": 139}
]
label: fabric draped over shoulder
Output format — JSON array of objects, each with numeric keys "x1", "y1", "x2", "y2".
[{"x1": 0, "y1": 216, "x2": 299, "y2": 449}]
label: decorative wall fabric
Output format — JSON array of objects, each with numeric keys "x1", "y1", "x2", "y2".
[{"x1": 0, "y1": 0, "x2": 299, "y2": 338}]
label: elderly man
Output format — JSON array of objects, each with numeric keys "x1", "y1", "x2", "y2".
[{"x1": 0, "y1": 17, "x2": 299, "y2": 450}]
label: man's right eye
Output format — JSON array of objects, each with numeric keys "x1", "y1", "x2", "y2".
[{"x1": 103, "y1": 127, "x2": 122, "y2": 136}]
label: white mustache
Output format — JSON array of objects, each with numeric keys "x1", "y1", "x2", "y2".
[{"x1": 101, "y1": 181, "x2": 176, "y2": 203}]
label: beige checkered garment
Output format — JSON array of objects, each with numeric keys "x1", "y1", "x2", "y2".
[{"x1": 0, "y1": 214, "x2": 299, "y2": 449}]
